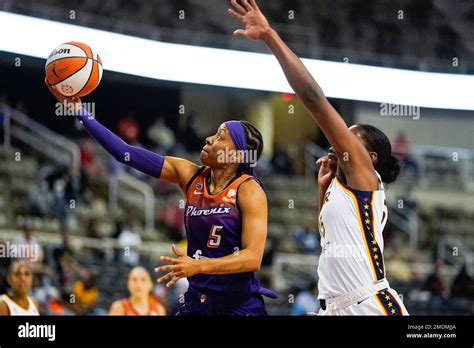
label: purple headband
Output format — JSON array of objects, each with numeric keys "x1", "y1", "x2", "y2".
[{"x1": 225, "y1": 121, "x2": 264, "y2": 190}]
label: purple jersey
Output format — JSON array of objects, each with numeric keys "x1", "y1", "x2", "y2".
[{"x1": 184, "y1": 167, "x2": 262, "y2": 295}]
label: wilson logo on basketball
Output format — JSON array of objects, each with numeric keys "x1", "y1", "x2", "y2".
[{"x1": 48, "y1": 48, "x2": 71, "y2": 59}]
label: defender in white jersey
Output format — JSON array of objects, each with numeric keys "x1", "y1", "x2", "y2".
[
  {"x1": 318, "y1": 164, "x2": 408, "y2": 315},
  {"x1": 0, "y1": 261, "x2": 40, "y2": 316},
  {"x1": 229, "y1": 0, "x2": 408, "y2": 315}
]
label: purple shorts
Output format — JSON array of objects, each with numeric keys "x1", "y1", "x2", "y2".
[{"x1": 176, "y1": 287, "x2": 269, "y2": 316}]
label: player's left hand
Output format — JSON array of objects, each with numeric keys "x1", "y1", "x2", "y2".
[
  {"x1": 155, "y1": 245, "x2": 201, "y2": 288},
  {"x1": 228, "y1": 0, "x2": 271, "y2": 41}
]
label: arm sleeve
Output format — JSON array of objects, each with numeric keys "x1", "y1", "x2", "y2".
[{"x1": 76, "y1": 108, "x2": 165, "y2": 178}]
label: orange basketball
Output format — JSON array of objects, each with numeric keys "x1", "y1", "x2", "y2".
[{"x1": 45, "y1": 42, "x2": 103, "y2": 98}]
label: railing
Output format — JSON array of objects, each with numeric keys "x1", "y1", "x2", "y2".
[
  {"x1": 0, "y1": 229, "x2": 170, "y2": 262},
  {"x1": 272, "y1": 253, "x2": 318, "y2": 292},
  {"x1": 109, "y1": 171, "x2": 155, "y2": 233},
  {"x1": 1, "y1": 103, "x2": 80, "y2": 173},
  {"x1": 272, "y1": 251, "x2": 474, "y2": 293},
  {"x1": 305, "y1": 141, "x2": 474, "y2": 191},
  {"x1": 412, "y1": 144, "x2": 474, "y2": 192}
]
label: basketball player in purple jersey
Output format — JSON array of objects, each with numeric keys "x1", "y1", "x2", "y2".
[{"x1": 45, "y1": 81, "x2": 277, "y2": 316}]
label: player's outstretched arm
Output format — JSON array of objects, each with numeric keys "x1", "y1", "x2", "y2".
[
  {"x1": 45, "y1": 79, "x2": 199, "y2": 190},
  {"x1": 155, "y1": 180, "x2": 267, "y2": 287},
  {"x1": 229, "y1": 0, "x2": 377, "y2": 190}
]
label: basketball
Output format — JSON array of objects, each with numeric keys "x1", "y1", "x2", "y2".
[{"x1": 45, "y1": 42, "x2": 103, "y2": 98}]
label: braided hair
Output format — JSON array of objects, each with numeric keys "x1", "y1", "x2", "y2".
[
  {"x1": 357, "y1": 124, "x2": 401, "y2": 184},
  {"x1": 238, "y1": 121, "x2": 264, "y2": 175}
]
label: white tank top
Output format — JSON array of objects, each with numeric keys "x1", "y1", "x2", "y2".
[
  {"x1": 1, "y1": 294, "x2": 40, "y2": 316},
  {"x1": 317, "y1": 172, "x2": 388, "y2": 299}
]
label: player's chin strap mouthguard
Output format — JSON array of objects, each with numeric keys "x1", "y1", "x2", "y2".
[{"x1": 225, "y1": 121, "x2": 264, "y2": 190}]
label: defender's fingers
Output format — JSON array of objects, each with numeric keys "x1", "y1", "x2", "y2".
[
  {"x1": 228, "y1": 8, "x2": 243, "y2": 21},
  {"x1": 231, "y1": 0, "x2": 247, "y2": 15},
  {"x1": 241, "y1": 0, "x2": 253, "y2": 12}
]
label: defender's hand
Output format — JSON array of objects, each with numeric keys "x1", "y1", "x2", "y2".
[
  {"x1": 228, "y1": 0, "x2": 271, "y2": 41},
  {"x1": 317, "y1": 156, "x2": 336, "y2": 190}
]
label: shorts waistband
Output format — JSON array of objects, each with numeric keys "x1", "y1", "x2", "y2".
[{"x1": 323, "y1": 279, "x2": 389, "y2": 311}]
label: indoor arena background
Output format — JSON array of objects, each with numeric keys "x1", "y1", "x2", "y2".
[{"x1": 0, "y1": 0, "x2": 473, "y2": 315}]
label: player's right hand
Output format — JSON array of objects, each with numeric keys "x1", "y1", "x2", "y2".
[
  {"x1": 317, "y1": 156, "x2": 335, "y2": 189},
  {"x1": 228, "y1": 0, "x2": 272, "y2": 41},
  {"x1": 44, "y1": 78, "x2": 82, "y2": 113}
]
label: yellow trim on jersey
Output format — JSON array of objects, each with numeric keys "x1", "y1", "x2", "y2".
[
  {"x1": 387, "y1": 289, "x2": 405, "y2": 316},
  {"x1": 370, "y1": 193, "x2": 377, "y2": 242},
  {"x1": 335, "y1": 178, "x2": 378, "y2": 282},
  {"x1": 375, "y1": 294, "x2": 389, "y2": 315}
]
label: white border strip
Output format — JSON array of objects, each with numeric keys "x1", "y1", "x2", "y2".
[{"x1": 0, "y1": 11, "x2": 473, "y2": 110}]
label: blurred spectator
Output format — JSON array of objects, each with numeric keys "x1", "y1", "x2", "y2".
[
  {"x1": 271, "y1": 144, "x2": 295, "y2": 176},
  {"x1": 30, "y1": 273, "x2": 74, "y2": 315},
  {"x1": 386, "y1": 247, "x2": 413, "y2": 283},
  {"x1": 292, "y1": 224, "x2": 320, "y2": 254},
  {"x1": 80, "y1": 138, "x2": 107, "y2": 180},
  {"x1": 451, "y1": 264, "x2": 474, "y2": 298},
  {"x1": 13, "y1": 223, "x2": 44, "y2": 265},
  {"x1": 182, "y1": 112, "x2": 203, "y2": 152},
  {"x1": 392, "y1": 131, "x2": 419, "y2": 180},
  {"x1": 86, "y1": 220, "x2": 106, "y2": 260},
  {"x1": 422, "y1": 262, "x2": 445, "y2": 299},
  {"x1": 0, "y1": 240, "x2": 11, "y2": 294},
  {"x1": 26, "y1": 179, "x2": 54, "y2": 218},
  {"x1": 262, "y1": 236, "x2": 279, "y2": 267},
  {"x1": 44, "y1": 166, "x2": 79, "y2": 226},
  {"x1": 161, "y1": 203, "x2": 185, "y2": 242},
  {"x1": 52, "y1": 228, "x2": 79, "y2": 289},
  {"x1": 148, "y1": 116, "x2": 176, "y2": 155},
  {"x1": 72, "y1": 270, "x2": 99, "y2": 315},
  {"x1": 117, "y1": 116, "x2": 140, "y2": 144},
  {"x1": 291, "y1": 281, "x2": 320, "y2": 315},
  {"x1": 117, "y1": 222, "x2": 142, "y2": 266}
]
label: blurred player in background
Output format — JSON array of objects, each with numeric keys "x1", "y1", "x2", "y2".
[
  {"x1": 0, "y1": 261, "x2": 40, "y2": 316},
  {"x1": 109, "y1": 267, "x2": 167, "y2": 316},
  {"x1": 230, "y1": 0, "x2": 408, "y2": 315},
  {"x1": 45, "y1": 79, "x2": 277, "y2": 316}
]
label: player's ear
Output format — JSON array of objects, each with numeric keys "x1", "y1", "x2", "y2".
[{"x1": 369, "y1": 151, "x2": 378, "y2": 164}]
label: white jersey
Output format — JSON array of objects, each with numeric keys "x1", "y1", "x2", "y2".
[
  {"x1": 317, "y1": 172, "x2": 389, "y2": 300},
  {"x1": 1, "y1": 294, "x2": 40, "y2": 316}
]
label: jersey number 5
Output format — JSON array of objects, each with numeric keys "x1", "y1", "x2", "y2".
[{"x1": 207, "y1": 225, "x2": 223, "y2": 248}]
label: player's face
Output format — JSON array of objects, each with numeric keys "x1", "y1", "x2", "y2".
[
  {"x1": 200, "y1": 124, "x2": 239, "y2": 168},
  {"x1": 350, "y1": 125, "x2": 378, "y2": 165},
  {"x1": 128, "y1": 270, "x2": 152, "y2": 297},
  {"x1": 327, "y1": 125, "x2": 374, "y2": 172},
  {"x1": 7, "y1": 264, "x2": 33, "y2": 295}
]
